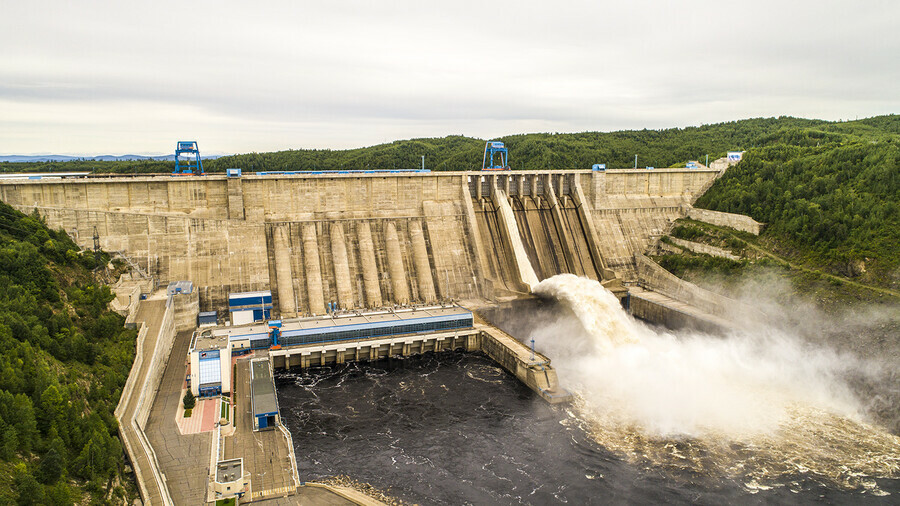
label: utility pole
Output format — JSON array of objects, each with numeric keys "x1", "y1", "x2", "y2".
[
  {"x1": 421, "y1": 155, "x2": 425, "y2": 171},
  {"x1": 634, "y1": 155, "x2": 638, "y2": 169}
]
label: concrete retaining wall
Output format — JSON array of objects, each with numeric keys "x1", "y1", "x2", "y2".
[
  {"x1": 629, "y1": 294, "x2": 727, "y2": 333},
  {"x1": 135, "y1": 298, "x2": 177, "y2": 427},
  {"x1": 634, "y1": 253, "x2": 731, "y2": 316},
  {"x1": 667, "y1": 236, "x2": 741, "y2": 261},
  {"x1": 686, "y1": 206, "x2": 763, "y2": 235},
  {"x1": 114, "y1": 294, "x2": 181, "y2": 506},
  {"x1": 114, "y1": 322, "x2": 149, "y2": 421}
]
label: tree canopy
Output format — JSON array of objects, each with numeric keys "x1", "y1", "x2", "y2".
[
  {"x1": 0, "y1": 201, "x2": 136, "y2": 504},
  {"x1": 3, "y1": 115, "x2": 895, "y2": 174}
]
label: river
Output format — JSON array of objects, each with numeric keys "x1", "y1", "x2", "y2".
[{"x1": 276, "y1": 275, "x2": 900, "y2": 504}]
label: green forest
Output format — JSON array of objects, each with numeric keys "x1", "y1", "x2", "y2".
[
  {"x1": 4, "y1": 115, "x2": 896, "y2": 174},
  {"x1": 0, "y1": 202, "x2": 136, "y2": 504},
  {"x1": 695, "y1": 117, "x2": 899, "y2": 287}
]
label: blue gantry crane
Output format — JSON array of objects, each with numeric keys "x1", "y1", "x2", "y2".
[
  {"x1": 173, "y1": 141, "x2": 205, "y2": 176},
  {"x1": 481, "y1": 141, "x2": 510, "y2": 170}
]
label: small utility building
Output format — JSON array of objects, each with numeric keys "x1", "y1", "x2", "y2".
[
  {"x1": 229, "y1": 290, "x2": 272, "y2": 325},
  {"x1": 189, "y1": 331, "x2": 233, "y2": 397},
  {"x1": 250, "y1": 358, "x2": 279, "y2": 431}
]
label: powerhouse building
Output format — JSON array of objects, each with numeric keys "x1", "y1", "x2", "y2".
[{"x1": 210, "y1": 305, "x2": 473, "y2": 351}]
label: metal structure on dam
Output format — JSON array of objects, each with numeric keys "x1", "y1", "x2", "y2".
[{"x1": 0, "y1": 167, "x2": 723, "y2": 317}]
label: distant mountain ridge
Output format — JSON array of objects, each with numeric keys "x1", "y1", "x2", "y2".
[{"x1": 0, "y1": 154, "x2": 223, "y2": 163}]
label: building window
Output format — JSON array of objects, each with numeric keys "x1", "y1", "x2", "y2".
[{"x1": 198, "y1": 357, "x2": 221, "y2": 385}]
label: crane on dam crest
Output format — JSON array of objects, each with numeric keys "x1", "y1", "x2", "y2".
[
  {"x1": 173, "y1": 140, "x2": 205, "y2": 176},
  {"x1": 482, "y1": 141, "x2": 511, "y2": 170}
]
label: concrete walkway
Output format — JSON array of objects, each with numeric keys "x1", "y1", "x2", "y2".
[
  {"x1": 118, "y1": 298, "x2": 168, "y2": 505},
  {"x1": 144, "y1": 330, "x2": 212, "y2": 505}
]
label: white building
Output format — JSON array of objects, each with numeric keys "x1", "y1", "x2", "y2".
[{"x1": 189, "y1": 330, "x2": 233, "y2": 397}]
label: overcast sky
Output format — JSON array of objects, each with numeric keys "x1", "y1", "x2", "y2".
[{"x1": 2, "y1": 0, "x2": 897, "y2": 155}]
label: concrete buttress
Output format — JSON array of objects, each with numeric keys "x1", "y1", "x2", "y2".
[
  {"x1": 330, "y1": 223, "x2": 354, "y2": 310},
  {"x1": 356, "y1": 222, "x2": 383, "y2": 308},
  {"x1": 409, "y1": 220, "x2": 437, "y2": 302},
  {"x1": 273, "y1": 225, "x2": 296, "y2": 316},
  {"x1": 492, "y1": 189, "x2": 539, "y2": 291},
  {"x1": 384, "y1": 222, "x2": 410, "y2": 305},
  {"x1": 302, "y1": 223, "x2": 326, "y2": 315}
]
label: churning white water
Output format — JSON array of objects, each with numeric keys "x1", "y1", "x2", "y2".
[
  {"x1": 532, "y1": 274, "x2": 861, "y2": 436},
  {"x1": 530, "y1": 274, "x2": 900, "y2": 491}
]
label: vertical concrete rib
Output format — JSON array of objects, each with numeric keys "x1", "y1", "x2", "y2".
[
  {"x1": 384, "y1": 222, "x2": 410, "y2": 304},
  {"x1": 409, "y1": 220, "x2": 437, "y2": 302},
  {"x1": 330, "y1": 222, "x2": 354, "y2": 310},
  {"x1": 273, "y1": 225, "x2": 296, "y2": 316},
  {"x1": 302, "y1": 223, "x2": 326, "y2": 315},
  {"x1": 356, "y1": 222, "x2": 383, "y2": 308}
]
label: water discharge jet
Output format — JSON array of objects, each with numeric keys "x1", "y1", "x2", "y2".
[{"x1": 525, "y1": 274, "x2": 900, "y2": 492}]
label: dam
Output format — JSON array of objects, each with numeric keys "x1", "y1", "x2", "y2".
[
  {"x1": 0, "y1": 167, "x2": 723, "y2": 314},
  {"x1": 0, "y1": 165, "x2": 755, "y2": 504}
]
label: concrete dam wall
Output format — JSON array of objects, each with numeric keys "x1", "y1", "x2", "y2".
[{"x1": 0, "y1": 168, "x2": 720, "y2": 314}]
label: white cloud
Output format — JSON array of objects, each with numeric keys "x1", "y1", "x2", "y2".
[{"x1": 1, "y1": 0, "x2": 898, "y2": 155}]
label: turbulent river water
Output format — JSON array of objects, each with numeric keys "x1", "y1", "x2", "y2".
[{"x1": 277, "y1": 275, "x2": 900, "y2": 504}]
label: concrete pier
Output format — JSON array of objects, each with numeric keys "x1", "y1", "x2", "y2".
[
  {"x1": 409, "y1": 220, "x2": 437, "y2": 302},
  {"x1": 273, "y1": 225, "x2": 296, "y2": 316},
  {"x1": 356, "y1": 221, "x2": 383, "y2": 308}
]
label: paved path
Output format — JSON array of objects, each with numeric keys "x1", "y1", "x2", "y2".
[
  {"x1": 145, "y1": 330, "x2": 212, "y2": 505},
  {"x1": 118, "y1": 299, "x2": 168, "y2": 505},
  {"x1": 178, "y1": 398, "x2": 218, "y2": 435}
]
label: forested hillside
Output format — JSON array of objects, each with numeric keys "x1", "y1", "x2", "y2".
[
  {"x1": 0, "y1": 202, "x2": 136, "y2": 504},
  {"x1": 695, "y1": 119, "x2": 899, "y2": 288},
  {"x1": 3, "y1": 115, "x2": 895, "y2": 174}
]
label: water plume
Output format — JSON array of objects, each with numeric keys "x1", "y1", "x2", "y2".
[{"x1": 530, "y1": 274, "x2": 900, "y2": 491}]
